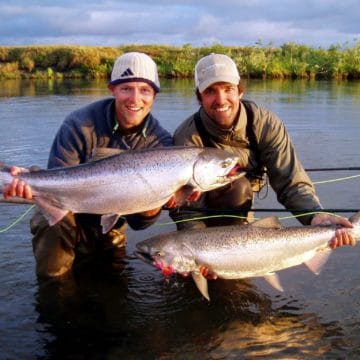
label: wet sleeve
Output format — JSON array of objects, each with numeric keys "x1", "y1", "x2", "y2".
[
  {"x1": 126, "y1": 211, "x2": 162, "y2": 230},
  {"x1": 47, "y1": 116, "x2": 87, "y2": 169},
  {"x1": 170, "y1": 116, "x2": 208, "y2": 228},
  {"x1": 259, "y1": 110, "x2": 322, "y2": 225}
]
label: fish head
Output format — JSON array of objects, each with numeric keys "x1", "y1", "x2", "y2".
[
  {"x1": 135, "y1": 233, "x2": 197, "y2": 276},
  {"x1": 192, "y1": 148, "x2": 245, "y2": 191}
]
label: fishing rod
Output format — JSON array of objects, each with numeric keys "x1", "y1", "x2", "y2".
[
  {"x1": 254, "y1": 167, "x2": 360, "y2": 174},
  {"x1": 247, "y1": 166, "x2": 360, "y2": 178},
  {"x1": 0, "y1": 198, "x2": 34, "y2": 205},
  {"x1": 170, "y1": 207, "x2": 359, "y2": 213},
  {"x1": 305, "y1": 167, "x2": 360, "y2": 172}
]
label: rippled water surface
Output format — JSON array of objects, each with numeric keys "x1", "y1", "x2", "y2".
[{"x1": 0, "y1": 78, "x2": 360, "y2": 359}]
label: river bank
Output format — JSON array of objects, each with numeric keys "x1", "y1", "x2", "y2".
[{"x1": 1, "y1": 42, "x2": 360, "y2": 81}]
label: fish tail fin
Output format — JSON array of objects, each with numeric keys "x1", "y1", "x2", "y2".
[
  {"x1": 191, "y1": 272, "x2": 210, "y2": 301},
  {"x1": 349, "y1": 211, "x2": 360, "y2": 227},
  {"x1": 0, "y1": 167, "x2": 12, "y2": 192}
]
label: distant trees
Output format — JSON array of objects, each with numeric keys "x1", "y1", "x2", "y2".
[{"x1": 1, "y1": 42, "x2": 360, "y2": 80}]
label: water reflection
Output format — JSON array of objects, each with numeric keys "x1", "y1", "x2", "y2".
[
  {"x1": 0, "y1": 78, "x2": 109, "y2": 97},
  {"x1": 209, "y1": 312, "x2": 345, "y2": 359},
  {"x1": 2, "y1": 78, "x2": 360, "y2": 102},
  {"x1": 34, "y1": 251, "x2": 274, "y2": 359},
  {"x1": 34, "y1": 250, "x2": 353, "y2": 359},
  {"x1": 0, "y1": 78, "x2": 198, "y2": 98}
]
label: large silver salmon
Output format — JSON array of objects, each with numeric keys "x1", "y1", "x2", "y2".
[
  {"x1": 136, "y1": 212, "x2": 360, "y2": 300},
  {"x1": 0, "y1": 146, "x2": 244, "y2": 233}
]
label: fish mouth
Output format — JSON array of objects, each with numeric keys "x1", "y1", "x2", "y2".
[
  {"x1": 134, "y1": 250, "x2": 174, "y2": 276},
  {"x1": 225, "y1": 163, "x2": 246, "y2": 180},
  {"x1": 134, "y1": 250, "x2": 154, "y2": 264}
]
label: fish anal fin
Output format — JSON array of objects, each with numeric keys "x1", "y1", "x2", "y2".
[
  {"x1": 101, "y1": 214, "x2": 121, "y2": 234},
  {"x1": 304, "y1": 248, "x2": 332, "y2": 275},
  {"x1": 264, "y1": 272, "x2": 284, "y2": 292},
  {"x1": 34, "y1": 197, "x2": 68, "y2": 225},
  {"x1": 251, "y1": 216, "x2": 283, "y2": 229},
  {"x1": 191, "y1": 271, "x2": 210, "y2": 301}
]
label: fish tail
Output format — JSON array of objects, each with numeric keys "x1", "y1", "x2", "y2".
[
  {"x1": 349, "y1": 211, "x2": 360, "y2": 227},
  {"x1": 0, "y1": 168, "x2": 12, "y2": 192}
]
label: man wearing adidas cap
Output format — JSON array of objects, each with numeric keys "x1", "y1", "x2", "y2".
[
  {"x1": 171, "y1": 53, "x2": 355, "y2": 249},
  {"x1": 4, "y1": 52, "x2": 173, "y2": 278}
]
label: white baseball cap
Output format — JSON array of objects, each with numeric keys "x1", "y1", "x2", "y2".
[{"x1": 109, "y1": 52, "x2": 160, "y2": 93}]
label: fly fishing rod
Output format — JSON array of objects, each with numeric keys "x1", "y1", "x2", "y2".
[
  {"x1": 170, "y1": 207, "x2": 359, "y2": 213},
  {"x1": 305, "y1": 167, "x2": 360, "y2": 172}
]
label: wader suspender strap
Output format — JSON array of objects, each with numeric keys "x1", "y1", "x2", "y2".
[{"x1": 193, "y1": 100, "x2": 262, "y2": 167}]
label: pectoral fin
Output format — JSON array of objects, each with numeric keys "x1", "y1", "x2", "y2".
[
  {"x1": 101, "y1": 213, "x2": 121, "y2": 234},
  {"x1": 191, "y1": 271, "x2": 210, "y2": 301},
  {"x1": 263, "y1": 272, "x2": 284, "y2": 292},
  {"x1": 34, "y1": 197, "x2": 69, "y2": 225}
]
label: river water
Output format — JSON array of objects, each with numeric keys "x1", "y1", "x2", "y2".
[{"x1": 0, "y1": 78, "x2": 359, "y2": 359}]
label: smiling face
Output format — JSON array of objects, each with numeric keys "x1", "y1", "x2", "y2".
[
  {"x1": 199, "y1": 82, "x2": 243, "y2": 129},
  {"x1": 109, "y1": 81, "x2": 156, "y2": 129}
]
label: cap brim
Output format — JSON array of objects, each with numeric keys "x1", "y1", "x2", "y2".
[
  {"x1": 198, "y1": 76, "x2": 240, "y2": 93},
  {"x1": 109, "y1": 77, "x2": 160, "y2": 93}
]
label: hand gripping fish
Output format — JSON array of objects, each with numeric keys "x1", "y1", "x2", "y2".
[
  {"x1": 0, "y1": 146, "x2": 244, "y2": 233},
  {"x1": 136, "y1": 212, "x2": 360, "y2": 300}
]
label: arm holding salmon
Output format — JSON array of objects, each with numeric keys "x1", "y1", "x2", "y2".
[
  {"x1": 1, "y1": 52, "x2": 177, "y2": 279},
  {"x1": 311, "y1": 213, "x2": 355, "y2": 249}
]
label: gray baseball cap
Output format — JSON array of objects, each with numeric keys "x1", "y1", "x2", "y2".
[{"x1": 195, "y1": 53, "x2": 240, "y2": 93}]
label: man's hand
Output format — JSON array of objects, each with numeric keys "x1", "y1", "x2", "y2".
[
  {"x1": 138, "y1": 207, "x2": 162, "y2": 218},
  {"x1": 199, "y1": 265, "x2": 218, "y2": 280},
  {"x1": 179, "y1": 266, "x2": 218, "y2": 280},
  {"x1": 311, "y1": 213, "x2": 356, "y2": 249},
  {"x1": 3, "y1": 166, "x2": 33, "y2": 200},
  {"x1": 163, "y1": 190, "x2": 202, "y2": 210}
]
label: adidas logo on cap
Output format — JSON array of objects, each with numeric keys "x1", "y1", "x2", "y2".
[{"x1": 121, "y1": 68, "x2": 134, "y2": 77}]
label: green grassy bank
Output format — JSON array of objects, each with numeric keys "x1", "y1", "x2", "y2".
[{"x1": 1, "y1": 42, "x2": 360, "y2": 80}]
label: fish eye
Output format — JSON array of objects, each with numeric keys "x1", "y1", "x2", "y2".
[
  {"x1": 154, "y1": 251, "x2": 165, "y2": 257},
  {"x1": 221, "y1": 159, "x2": 232, "y2": 168}
]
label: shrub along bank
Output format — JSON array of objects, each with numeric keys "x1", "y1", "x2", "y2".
[{"x1": 1, "y1": 42, "x2": 360, "y2": 80}]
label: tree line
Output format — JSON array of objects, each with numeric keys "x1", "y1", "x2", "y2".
[{"x1": 0, "y1": 42, "x2": 360, "y2": 80}]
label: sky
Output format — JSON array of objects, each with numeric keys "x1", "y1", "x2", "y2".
[{"x1": 1, "y1": 0, "x2": 359, "y2": 49}]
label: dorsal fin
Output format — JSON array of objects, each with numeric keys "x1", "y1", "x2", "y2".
[{"x1": 251, "y1": 216, "x2": 283, "y2": 229}]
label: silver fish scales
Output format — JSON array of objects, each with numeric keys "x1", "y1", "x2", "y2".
[
  {"x1": 136, "y1": 212, "x2": 360, "y2": 300},
  {"x1": 0, "y1": 146, "x2": 244, "y2": 233}
]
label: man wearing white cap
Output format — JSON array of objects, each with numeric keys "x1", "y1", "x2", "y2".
[
  {"x1": 4, "y1": 52, "x2": 173, "y2": 278},
  {"x1": 171, "y1": 53, "x2": 355, "y2": 249}
]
